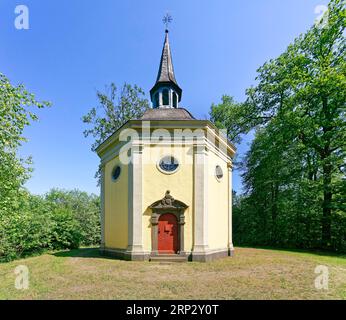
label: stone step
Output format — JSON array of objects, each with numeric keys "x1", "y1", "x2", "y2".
[{"x1": 150, "y1": 255, "x2": 188, "y2": 263}]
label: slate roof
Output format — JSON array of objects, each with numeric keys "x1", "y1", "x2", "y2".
[
  {"x1": 156, "y1": 31, "x2": 178, "y2": 85},
  {"x1": 150, "y1": 30, "x2": 182, "y2": 101},
  {"x1": 141, "y1": 108, "x2": 195, "y2": 121}
]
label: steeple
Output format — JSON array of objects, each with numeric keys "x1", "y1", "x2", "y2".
[{"x1": 150, "y1": 30, "x2": 182, "y2": 109}]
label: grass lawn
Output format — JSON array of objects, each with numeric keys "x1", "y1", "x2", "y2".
[{"x1": 0, "y1": 247, "x2": 345, "y2": 300}]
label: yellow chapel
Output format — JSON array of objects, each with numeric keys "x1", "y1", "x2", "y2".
[{"x1": 96, "y1": 29, "x2": 236, "y2": 262}]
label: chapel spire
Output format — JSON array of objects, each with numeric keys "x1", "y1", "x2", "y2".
[{"x1": 150, "y1": 21, "x2": 182, "y2": 109}]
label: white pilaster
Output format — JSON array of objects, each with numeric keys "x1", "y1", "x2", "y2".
[
  {"x1": 228, "y1": 164, "x2": 234, "y2": 254},
  {"x1": 169, "y1": 89, "x2": 173, "y2": 108},
  {"x1": 100, "y1": 164, "x2": 105, "y2": 250},
  {"x1": 192, "y1": 144, "x2": 209, "y2": 254},
  {"x1": 159, "y1": 91, "x2": 163, "y2": 107},
  {"x1": 126, "y1": 145, "x2": 147, "y2": 259}
]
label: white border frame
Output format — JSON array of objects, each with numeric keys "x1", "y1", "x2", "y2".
[
  {"x1": 156, "y1": 155, "x2": 181, "y2": 175},
  {"x1": 111, "y1": 164, "x2": 122, "y2": 182},
  {"x1": 215, "y1": 165, "x2": 224, "y2": 182}
]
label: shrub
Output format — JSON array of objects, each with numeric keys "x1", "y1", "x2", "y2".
[
  {"x1": 0, "y1": 192, "x2": 52, "y2": 262},
  {"x1": 45, "y1": 189, "x2": 101, "y2": 246},
  {"x1": 50, "y1": 208, "x2": 81, "y2": 250},
  {"x1": 0, "y1": 189, "x2": 100, "y2": 262}
]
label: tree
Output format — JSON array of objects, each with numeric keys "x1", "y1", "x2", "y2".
[
  {"x1": 0, "y1": 73, "x2": 50, "y2": 211},
  {"x1": 211, "y1": 0, "x2": 346, "y2": 250},
  {"x1": 83, "y1": 83, "x2": 150, "y2": 152},
  {"x1": 210, "y1": 96, "x2": 247, "y2": 144},
  {"x1": 0, "y1": 73, "x2": 50, "y2": 260},
  {"x1": 45, "y1": 189, "x2": 101, "y2": 246}
]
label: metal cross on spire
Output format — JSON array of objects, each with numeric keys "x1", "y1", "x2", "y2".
[{"x1": 162, "y1": 13, "x2": 173, "y2": 31}]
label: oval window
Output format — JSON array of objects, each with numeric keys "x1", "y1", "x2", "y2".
[
  {"x1": 112, "y1": 166, "x2": 121, "y2": 181},
  {"x1": 215, "y1": 165, "x2": 223, "y2": 181},
  {"x1": 158, "y1": 156, "x2": 179, "y2": 174}
]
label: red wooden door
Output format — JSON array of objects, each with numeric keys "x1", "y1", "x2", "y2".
[{"x1": 158, "y1": 213, "x2": 178, "y2": 254}]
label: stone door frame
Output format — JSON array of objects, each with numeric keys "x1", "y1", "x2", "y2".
[{"x1": 149, "y1": 191, "x2": 188, "y2": 257}]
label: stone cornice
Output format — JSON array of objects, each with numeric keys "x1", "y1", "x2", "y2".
[{"x1": 96, "y1": 119, "x2": 236, "y2": 161}]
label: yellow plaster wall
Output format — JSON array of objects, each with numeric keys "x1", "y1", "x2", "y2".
[
  {"x1": 207, "y1": 150, "x2": 229, "y2": 250},
  {"x1": 104, "y1": 155, "x2": 128, "y2": 249},
  {"x1": 142, "y1": 145, "x2": 194, "y2": 252}
]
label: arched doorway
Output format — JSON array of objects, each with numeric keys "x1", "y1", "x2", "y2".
[{"x1": 158, "y1": 213, "x2": 179, "y2": 254}]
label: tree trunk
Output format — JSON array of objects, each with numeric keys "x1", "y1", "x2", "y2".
[
  {"x1": 322, "y1": 161, "x2": 332, "y2": 247},
  {"x1": 321, "y1": 96, "x2": 333, "y2": 248}
]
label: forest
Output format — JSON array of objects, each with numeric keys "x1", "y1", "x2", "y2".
[{"x1": 211, "y1": 0, "x2": 345, "y2": 252}]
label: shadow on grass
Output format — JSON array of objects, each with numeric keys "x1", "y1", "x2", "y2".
[
  {"x1": 52, "y1": 247, "x2": 121, "y2": 261},
  {"x1": 52, "y1": 246, "x2": 346, "y2": 262},
  {"x1": 236, "y1": 245, "x2": 346, "y2": 259}
]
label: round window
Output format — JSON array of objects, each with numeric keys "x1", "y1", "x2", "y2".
[
  {"x1": 112, "y1": 166, "x2": 121, "y2": 181},
  {"x1": 158, "y1": 156, "x2": 179, "y2": 174},
  {"x1": 215, "y1": 165, "x2": 223, "y2": 181}
]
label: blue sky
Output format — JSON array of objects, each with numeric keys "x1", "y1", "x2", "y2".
[{"x1": 0, "y1": 0, "x2": 329, "y2": 195}]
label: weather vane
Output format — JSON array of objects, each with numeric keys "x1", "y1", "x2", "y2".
[{"x1": 163, "y1": 13, "x2": 173, "y2": 31}]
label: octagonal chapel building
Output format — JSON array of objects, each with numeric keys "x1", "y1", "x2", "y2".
[{"x1": 96, "y1": 30, "x2": 236, "y2": 262}]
